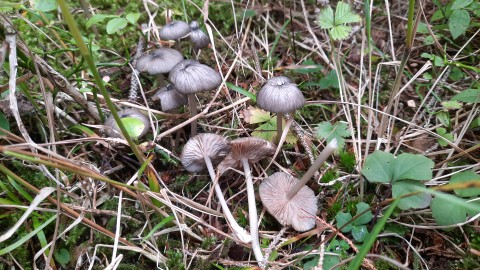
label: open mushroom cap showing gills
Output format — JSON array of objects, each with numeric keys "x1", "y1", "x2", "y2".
[
  {"x1": 181, "y1": 133, "x2": 231, "y2": 172},
  {"x1": 256, "y1": 76, "x2": 305, "y2": 114},
  {"x1": 135, "y1": 48, "x2": 183, "y2": 75},
  {"x1": 259, "y1": 172, "x2": 317, "y2": 232}
]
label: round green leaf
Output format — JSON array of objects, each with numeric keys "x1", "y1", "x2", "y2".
[
  {"x1": 54, "y1": 248, "x2": 71, "y2": 266},
  {"x1": 392, "y1": 180, "x2": 432, "y2": 210},
  {"x1": 449, "y1": 9, "x2": 470, "y2": 39},
  {"x1": 361, "y1": 151, "x2": 395, "y2": 183},
  {"x1": 431, "y1": 194, "x2": 468, "y2": 226},
  {"x1": 354, "y1": 202, "x2": 373, "y2": 225},
  {"x1": 450, "y1": 170, "x2": 480, "y2": 197},
  {"x1": 351, "y1": 225, "x2": 368, "y2": 242},
  {"x1": 393, "y1": 153, "x2": 434, "y2": 181},
  {"x1": 122, "y1": 117, "x2": 146, "y2": 138},
  {"x1": 106, "y1": 18, "x2": 128, "y2": 34},
  {"x1": 335, "y1": 212, "x2": 353, "y2": 233}
]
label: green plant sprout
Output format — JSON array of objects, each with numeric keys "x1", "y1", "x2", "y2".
[{"x1": 317, "y1": 1, "x2": 361, "y2": 41}]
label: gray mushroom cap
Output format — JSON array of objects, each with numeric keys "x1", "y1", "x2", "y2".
[
  {"x1": 152, "y1": 84, "x2": 187, "y2": 111},
  {"x1": 159, "y1": 20, "x2": 191, "y2": 41},
  {"x1": 189, "y1": 21, "x2": 210, "y2": 49},
  {"x1": 259, "y1": 172, "x2": 317, "y2": 231},
  {"x1": 181, "y1": 133, "x2": 232, "y2": 172},
  {"x1": 256, "y1": 76, "x2": 305, "y2": 113},
  {"x1": 218, "y1": 137, "x2": 276, "y2": 174},
  {"x1": 169, "y1": 60, "x2": 222, "y2": 94},
  {"x1": 104, "y1": 109, "x2": 150, "y2": 139},
  {"x1": 135, "y1": 48, "x2": 183, "y2": 75}
]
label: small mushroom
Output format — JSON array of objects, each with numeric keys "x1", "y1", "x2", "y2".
[
  {"x1": 135, "y1": 48, "x2": 183, "y2": 87},
  {"x1": 169, "y1": 60, "x2": 222, "y2": 136},
  {"x1": 181, "y1": 133, "x2": 251, "y2": 243},
  {"x1": 152, "y1": 84, "x2": 187, "y2": 111},
  {"x1": 217, "y1": 137, "x2": 275, "y2": 265},
  {"x1": 256, "y1": 76, "x2": 305, "y2": 143},
  {"x1": 259, "y1": 139, "x2": 337, "y2": 231},
  {"x1": 159, "y1": 20, "x2": 191, "y2": 50},
  {"x1": 189, "y1": 21, "x2": 210, "y2": 50},
  {"x1": 104, "y1": 109, "x2": 149, "y2": 139}
]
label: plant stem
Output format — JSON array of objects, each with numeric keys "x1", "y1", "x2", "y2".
[
  {"x1": 188, "y1": 94, "x2": 198, "y2": 136},
  {"x1": 241, "y1": 158, "x2": 264, "y2": 266},
  {"x1": 203, "y1": 156, "x2": 252, "y2": 243},
  {"x1": 276, "y1": 113, "x2": 283, "y2": 144},
  {"x1": 286, "y1": 138, "x2": 337, "y2": 200}
]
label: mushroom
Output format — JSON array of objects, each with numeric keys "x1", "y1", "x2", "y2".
[
  {"x1": 159, "y1": 20, "x2": 191, "y2": 50},
  {"x1": 151, "y1": 84, "x2": 187, "y2": 111},
  {"x1": 259, "y1": 139, "x2": 337, "y2": 231},
  {"x1": 189, "y1": 21, "x2": 210, "y2": 51},
  {"x1": 104, "y1": 109, "x2": 149, "y2": 139},
  {"x1": 135, "y1": 48, "x2": 183, "y2": 87},
  {"x1": 181, "y1": 133, "x2": 251, "y2": 243},
  {"x1": 256, "y1": 76, "x2": 305, "y2": 143},
  {"x1": 169, "y1": 60, "x2": 222, "y2": 136},
  {"x1": 217, "y1": 137, "x2": 275, "y2": 265}
]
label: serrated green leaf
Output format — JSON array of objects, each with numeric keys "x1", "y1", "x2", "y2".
[
  {"x1": 86, "y1": 14, "x2": 117, "y2": 29},
  {"x1": 106, "y1": 17, "x2": 128, "y2": 34},
  {"x1": 450, "y1": 170, "x2": 480, "y2": 197},
  {"x1": 335, "y1": 1, "x2": 361, "y2": 24},
  {"x1": 318, "y1": 6, "x2": 335, "y2": 29},
  {"x1": 452, "y1": 88, "x2": 480, "y2": 103},
  {"x1": 392, "y1": 180, "x2": 432, "y2": 210},
  {"x1": 330, "y1": 25, "x2": 352, "y2": 40},
  {"x1": 122, "y1": 117, "x2": 145, "y2": 138},
  {"x1": 318, "y1": 69, "x2": 339, "y2": 89},
  {"x1": 336, "y1": 211, "x2": 353, "y2": 233},
  {"x1": 125, "y1": 13, "x2": 141, "y2": 25},
  {"x1": 451, "y1": 0, "x2": 473, "y2": 10},
  {"x1": 354, "y1": 202, "x2": 372, "y2": 225},
  {"x1": 449, "y1": 9, "x2": 470, "y2": 39},
  {"x1": 351, "y1": 225, "x2": 368, "y2": 242},
  {"x1": 315, "y1": 121, "x2": 350, "y2": 149}
]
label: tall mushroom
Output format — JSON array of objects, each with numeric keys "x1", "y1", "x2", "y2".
[
  {"x1": 189, "y1": 21, "x2": 210, "y2": 51},
  {"x1": 217, "y1": 137, "x2": 275, "y2": 265},
  {"x1": 151, "y1": 84, "x2": 187, "y2": 111},
  {"x1": 104, "y1": 109, "x2": 149, "y2": 139},
  {"x1": 259, "y1": 139, "x2": 338, "y2": 231},
  {"x1": 256, "y1": 76, "x2": 305, "y2": 143},
  {"x1": 159, "y1": 20, "x2": 191, "y2": 50},
  {"x1": 169, "y1": 60, "x2": 222, "y2": 136},
  {"x1": 135, "y1": 48, "x2": 183, "y2": 87},
  {"x1": 181, "y1": 133, "x2": 251, "y2": 243}
]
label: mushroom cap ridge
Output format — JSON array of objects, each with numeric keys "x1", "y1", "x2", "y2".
[
  {"x1": 256, "y1": 76, "x2": 305, "y2": 113},
  {"x1": 135, "y1": 48, "x2": 183, "y2": 75},
  {"x1": 159, "y1": 20, "x2": 191, "y2": 41},
  {"x1": 169, "y1": 60, "x2": 222, "y2": 94}
]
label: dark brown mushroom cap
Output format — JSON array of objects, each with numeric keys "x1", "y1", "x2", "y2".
[
  {"x1": 152, "y1": 84, "x2": 187, "y2": 111},
  {"x1": 259, "y1": 172, "x2": 317, "y2": 231},
  {"x1": 104, "y1": 109, "x2": 150, "y2": 139},
  {"x1": 256, "y1": 76, "x2": 305, "y2": 113},
  {"x1": 169, "y1": 60, "x2": 222, "y2": 94},
  {"x1": 217, "y1": 137, "x2": 276, "y2": 174},
  {"x1": 159, "y1": 20, "x2": 191, "y2": 41},
  {"x1": 181, "y1": 133, "x2": 232, "y2": 172},
  {"x1": 189, "y1": 21, "x2": 210, "y2": 49},
  {"x1": 135, "y1": 48, "x2": 183, "y2": 75}
]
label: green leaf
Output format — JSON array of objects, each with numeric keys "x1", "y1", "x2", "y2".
[
  {"x1": 392, "y1": 180, "x2": 432, "y2": 210},
  {"x1": 334, "y1": 1, "x2": 361, "y2": 24},
  {"x1": 451, "y1": 0, "x2": 473, "y2": 10},
  {"x1": 252, "y1": 118, "x2": 297, "y2": 144},
  {"x1": 122, "y1": 117, "x2": 145, "y2": 138},
  {"x1": 448, "y1": 66, "x2": 464, "y2": 81},
  {"x1": 226, "y1": 82, "x2": 256, "y2": 101},
  {"x1": 354, "y1": 202, "x2": 372, "y2": 225},
  {"x1": 323, "y1": 255, "x2": 341, "y2": 270},
  {"x1": 315, "y1": 121, "x2": 350, "y2": 149},
  {"x1": 451, "y1": 88, "x2": 480, "y2": 103},
  {"x1": 319, "y1": 70, "x2": 339, "y2": 89},
  {"x1": 336, "y1": 211, "x2": 353, "y2": 233},
  {"x1": 86, "y1": 14, "x2": 117, "y2": 29},
  {"x1": 431, "y1": 195, "x2": 469, "y2": 226},
  {"x1": 243, "y1": 107, "x2": 271, "y2": 124},
  {"x1": 32, "y1": 0, "x2": 57, "y2": 12},
  {"x1": 436, "y1": 127, "x2": 454, "y2": 147},
  {"x1": 351, "y1": 225, "x2": 368, "y2": 242},
  {"x1": 361, "y1": 151, "x2": 395, "y2": 183},
  {"x1": 450, "y1": 170, "x2": 480, "y2": 197},
  {"x1": 0, "y1": 112, "x2": 10, "y2": 136},
  {"x1": 431, "y1": 9, "x2": 445, "y2": 21},
  {"x1": 106, "y1": 18, "x2": 128, "y2": 34},
  {"x1": 318, "y1": 6, "x2": 335, "y2": 29},
  {"x1": 54, "y1": 248, "x2": 71, "y2": 266},
  {"x1": 125, "y1": 13, "x2": 141, "y2": 25},
  {"x1": 330, "y1": 25, "x2": 352, "y2": 40},
  {"x1": 449, "y1": 9, "x2": 470, "y2": 39},
  {"x1": 441, "y1": 100, "x2": 462, "y2": 110}
]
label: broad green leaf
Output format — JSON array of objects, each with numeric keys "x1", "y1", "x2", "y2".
[
  {"x1": 323, "y1": 255, "x2": 341, "y2": 270},
  {"x1": 351, "y1": 225, "x2": 368, "y2": 242},
  {"x1": 392, "y1": 153, "x2": 434, "y2": 181},
  {"x1": 243, "y1": 107, "x2": 271, "y2": 124},
  {"x1": 125, "y1": 13, "x2": 141, "y2": 25},
  {"x1": 416, "y1": 22, "x2": 429, "y2": 34},
  {"x1": 436, "y1": 127, "x2": 454, "y2": 147},
  {"x1": 431, "y1": 9, "x2": 445, "y2": 21},
  {"x1": 361, "y1": 151, "x2": 396, "y2": 183},
  {"x1": 86, "y1": 14, "x2": 117, "y2": 29},
  {"x1": 122, "y1": 117, "x2": 145, "y2": 138},
  {"x1": 336, "y1": 211, "x2": 353, "y2": 233},
  {"x1": 392, "y1": 180, "x2": 432, "y2": 210},
  {"x1": 450, "y1": 170, "x2": 480, "y2": 197},
  {"x1": 106, "y1": 18, "x2": 128, "y2": 34},
  {"x1": 0, "y1": 112, "x2": 10, "y2": 136},
  {"x1": 32, "y1": 0, "x2": 57, "y2": 12},
  {"x1": 448, "y1": 66, "x2": 464, "y2": 81},
  {"x1": 315, "y1": 121, "x2": 350, "y2": 149},
  {"x1": 452, "y1": 88, "x2": 480, "y2": 103},
  {"x1": 252, "y1": 118, "x2": 296, "y2": 144},
  {"x1": 449, "y1": 9, "x2": 470, "y2": 39},
  {"x1": 54, "y1": 248, "x2": 71, "y2": 266},
  {"x1": 303, "y1": 255, "x2": 319, "y2": 270},
  {"x1": 354, "y1": 202, "x2": 372, "y2": 225},
  {"x1": 451, "y1": 0, "x2": 473, "y2": 9},
  {"x1": 330, "y1": 25, "x2": 352, "y2": 40},
  {"x1": 431, "y1": 194, "x2": 469, "y2": 226},
  {"x1": 318, "y1": 6, "x2": 335, "y2": 29},
  {"x1": 318, "y1": 70, "x2": 339, "y2": 89},
  {"x1": 334, "y1": 1, "x2": 361, "y2": 24},
  {"x1": 441, "y1": 100, "x2": 462, "y2": 110}
]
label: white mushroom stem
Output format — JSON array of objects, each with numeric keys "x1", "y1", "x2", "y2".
[
  {"x1": 203, "y1": 155, "x2": 252, "y2": 243},
  {"x1": 286, "y1": 138, "x2": 338, "y2": 200},
  {"x1": 241, "y1": 158, "x2": 264, "y2": 264},
  {"x1": 188, "y1": 94, "x2": 198, "y2": 136}
]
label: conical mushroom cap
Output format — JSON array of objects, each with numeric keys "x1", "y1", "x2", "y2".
[
  {"x1": 135, "y1": 48, "x2": 183, "y2": 75},
  {"x1": 189, "y1": 21, "x2": 210, "y2": 49},
  {"x1": 181, "y1": 133, "x2": 231, "y2": 172},
  {"x1": 104, "y1": 109, "x2": 150, "y2": 139},
  {"x1": 259, "y1": 172, "x2": 317, "y2": 231},
  {"x1": 152, "y1": 84, "x2": 187, "y2": 111},
  {"x1": 218, "y1": 137, "x2": 276, "y2": 174},
  {"x1": 159, "y1": 20, "x2": 191, "y2": 41},
  {"x1": 256, "y1": 76, "x2": 305, "y2": 113},
  {"x1": 169, "y1": 60, "x2": 222, "y2": 94}
]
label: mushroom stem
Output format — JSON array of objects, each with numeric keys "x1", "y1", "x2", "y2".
[
  {"x1": 276, "y1": 114, "x2": 283, "y2": 144},
  {"x1": 157, "y1": 74, "x2": 166, "y2": 88},
  {"x1": 188, "y1": 94, "x2": 198, "y2": 136},
  {"x1": 204, "y1": 155, "x2": 252, "y2": 243},
  {"x1": 286, "y1": 138, "x2": 338, "y2": 200},
  {"x1": 241, "y1": 158, "x2": 264, "y2": 265}
]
